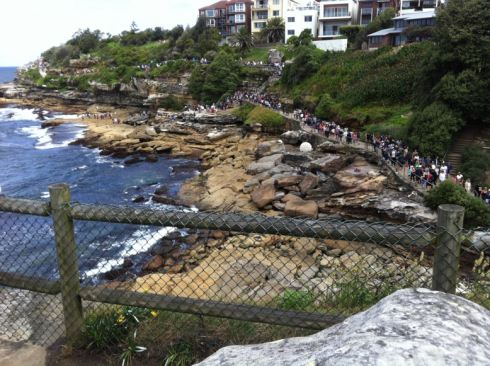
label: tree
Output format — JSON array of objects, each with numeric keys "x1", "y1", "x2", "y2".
[
  {"x1": 355, "y1": 8, "x2": 396, "y2": 49},
  {"x1": 287, "y1": 29, "x2": 312, "y2": 49},
  {"x1": 315, "y1": 94, "x2": 335, "y2": 120},
  {"x1": 405, "y1": 102, "x2": 464, "y2": 157},
  {"x1": 130, "y1": 21, "x2": 139, "y2": 33},
  {"x1": 282, "y1": 45, "x2": 318, "y2": 85},
  {"x1": 229, "y1": 27, "x2": 255, "y2": 55},
  {"x1": 401, "y1": 25, "x2": 433, "y2": 43},
  {"x1": 202, "y1": 51, "x2": 241, "y2": 104},
  {"x1": 67, "y1": 28, "x2": 102, "y2": 54},
  {"x1": 260, "y1": 17, "x2": 285, "y2": 43}
]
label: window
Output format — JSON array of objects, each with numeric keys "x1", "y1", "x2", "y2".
[
  {"x1": 235, "y1": 14, "x2": 245, "y2": 22},
  {"x1": 206, "y1": 9, "x2": 215, "y2": 17},
  {"x1": 257, "y1": 11, "x2": 268, "y2": 19},
  {"x1": 288, "y1": 17, "x2": 295, "y2": 22},
  {"x1": 206, "y1": 19, "x2": 216, "y2": 27},
  {"x1": 235, "y1": 3, "x2": 244, "y2": 12},
  {"x1": 255, "y1": 22, "x2": 266, "y2": 28},
  {"x1": 288, "y1": 30, "x2": 295, "y2": 35},
  {"x1": 273, "y1": 0, "x2": 280, "y2": 4},
  {"x1": 304, "y1": 16, "x2": 312, "y2": 22},
  {"x1": 273, "y1": 10, "x2": 279, "y2": 16},
  {"x1": 370, "y1": 36, "x2": 383, "y2": 43},
  {"x1": 229, "y1": 5, "x2": 234, "y2": 12}
]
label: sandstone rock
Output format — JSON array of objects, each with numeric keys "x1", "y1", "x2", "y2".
[
  {"x1": 246, "y1": 161, "x2": 276, "y2": 175},
  {"x1": 269, "y1": 164, "x2": 299, "y2": 176},
  {"x1": 282, "y1": 152, "x2": 313, "y2": 167},
  {"x1": 316, "y1": 140, "x2": 351, "y2": 154},
  {"x1": 284, "y1": 199, "x2": 318, "y2": 219},
  {"x1": 299, "y1": 173, "x2": 319, "y2": 195},
  {"x1": 255, "y1": 140, "x2": 286, "y2": 158},
  {"x1": 142, "y1": 255, "x2": 164, "y2": 271},
  {"x1": 195, "y1": 113, "x2": 238, "y2": 125},
  {"x1": 257, "y1": 153, "x2": 283, "y2": 165},
  {"x1": 282, "y1": 193, "x2": 303, "y2": 203},
  {"x1": 309, "y1": 155, "x2": 349, "y2": 173},
  {"x1": 196, "y1": 288, "x2": 490, "y2": 366},
  {"x1": 251, "y1": 183, "x2": 275, "y2": 208},
  {"x1": 275, "y1": 175, "x2": 304, "y2": 188},
  {"x1": 268, "y1": 49, "x2": 284, "y2": 64},
  {"x1": 243, "y1": 178, "x2": 260, "y2": 194}
]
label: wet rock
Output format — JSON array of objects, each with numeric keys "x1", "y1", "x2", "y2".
[{"x1": 142, "y1": 255, "x2": 164, "y2": 271}]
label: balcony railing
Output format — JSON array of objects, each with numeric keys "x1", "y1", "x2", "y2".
[
  {"x1": 323, "y1": 11, "x2": 351, "y2": 18},
  {"x1": 322, "y1": 30, "x2": 341, "y2": 36},
  {"x1": 253, "y1": 16, "x2": 269, "y2": 20},
  {"x1": 361, "y1": 8, "x2": 373, "y2": 14},
  {"x1": 252, "y1": 4, "x2": 269, "y2": 9}
]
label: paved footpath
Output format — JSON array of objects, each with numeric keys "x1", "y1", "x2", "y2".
[{"x1": 0, "y1": 338, "x2": 46, "y2": 366}]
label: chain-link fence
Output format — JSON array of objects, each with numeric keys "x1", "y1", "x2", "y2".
[{"x1": 0, "y1": 186, "x2": 489, "y2": 364}]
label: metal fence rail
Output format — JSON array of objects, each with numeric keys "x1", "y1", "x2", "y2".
[{"x1": 0, "y1": 183, "x2": 489, "y2": 361}]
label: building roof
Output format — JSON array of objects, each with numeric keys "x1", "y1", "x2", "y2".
[
  {"x1": 199, "y1": 0, "x2": 254, "y2": 11},
  {"x1": 367, "y1": 27, "x2": 401, "y2": 37},
  {"x1": 395, "y1": 10, "x2": 437, "y2": 21}
]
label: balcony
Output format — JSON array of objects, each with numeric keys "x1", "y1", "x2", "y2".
[
  {"x1": 320, "y1": 10, "x2": 351, "y2": 20},
  {"x1": 377, "y1": 8, "x2": 389, "y2": 15},
  {"x1": 361, "y1": 8, "x2": 373, "y2": 15},
  {"x1": 322, "y1": 30, "x2": 341, "y2": 36},
  {"x1": 253, "y1": 15, "x2": 269, "y2": 20},
  {"x1": 252, "y1": 4, "x2": 269, "y2": 9}
]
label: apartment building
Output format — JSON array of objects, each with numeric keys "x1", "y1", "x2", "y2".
[
  {"x1": 358, "y1": 0, "x2": 399, "y2": 27},
  {"x1": 285, "y1": 2, "x2": 320, "y2": 42},
  {"x1": 317, "y1": 0, "x2": 358, "y2": 39},
  {"x1": 251, "y1": 0, "x2": 300, "y2": 39},
  {"x1": 199, "y1": 0, "x2": 254, "y2": 39}
]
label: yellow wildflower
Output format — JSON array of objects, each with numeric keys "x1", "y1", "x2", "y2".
[
  {"x1": 117, "y1": 316, "x2": 125, "y2": 323},
  {"x1": 151, "y1": 311, "x2": 157, "y2": 317},
  {"x1": 117, "y1": 309, "x2": 122, "y2": 314}
]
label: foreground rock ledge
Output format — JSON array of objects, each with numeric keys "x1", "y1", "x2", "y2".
[{"x1": 196, "y1": 288, "x2": 490, "y2": 366}]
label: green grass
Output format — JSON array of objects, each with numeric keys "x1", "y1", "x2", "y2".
[{"x1": 242, "y1": 48, "x2": 270, "y2": 63}]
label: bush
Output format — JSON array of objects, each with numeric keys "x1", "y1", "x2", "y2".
[
  {"x1": 159, "y1": 95, "x2": 184, "y2": 111},
  {"x1": 424, "y1": 180, "x2": 490, "y2": 227},
  {"x1": 405, "y1": 101, "x2": 464, "y2": 157},
  {"x1": 459, "y1": 145, "x2": 490, "y2": 184},
  {"x1": 244, "y1": 106, "x2": 287, "y2": 128},
  {"x1": 231, "y1": 103, "x2": 256, "y2": 121},
  {"x1": 315, "y1": 93, "x2": 335, "y2": 120}
]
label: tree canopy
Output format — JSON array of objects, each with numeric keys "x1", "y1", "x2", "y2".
[{"x1": 260, "y1": 17, "x2": 285, "y2": 43}]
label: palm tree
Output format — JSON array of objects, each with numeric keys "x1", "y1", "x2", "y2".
[
  {"x1": 229, "y1": 27, "x2": 255, "y2": 55},
  {"x1": 260, "y1": 17, "x2": 285, "y2": 43}
]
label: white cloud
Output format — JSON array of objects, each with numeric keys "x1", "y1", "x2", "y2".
[{"x1": 0, "y1": 0, "x2": 203, "y2": 66}]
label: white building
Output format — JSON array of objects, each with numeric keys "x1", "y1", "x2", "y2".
[
  {"x1": 251, "y1": 0, "x2": 301, "y2": 40},
  {"x1": 285, "y1": 2, "x2": 320, "y2": 42},
  {"x1": 317, "y1": 0, "x2": 358, "y2": 39}
]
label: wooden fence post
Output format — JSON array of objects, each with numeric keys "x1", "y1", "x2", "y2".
[
  {"x1": 432, "y1": 204, "x2": 464, "y2": 294},
  {"x1": 49, "y1": 183, "x2": 84, "y2": 345}
]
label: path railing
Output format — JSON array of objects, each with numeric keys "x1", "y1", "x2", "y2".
[{"x1": 0, "y1": 184, "x2": 488, "y2": 348}]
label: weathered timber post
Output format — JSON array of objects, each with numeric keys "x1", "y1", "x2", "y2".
[
  {"x1": 432, "y1": 204, "x2": 464, "y2": 294},
  {"x1": 49, "y1": 183, "x2": 84, "y2": 345}
]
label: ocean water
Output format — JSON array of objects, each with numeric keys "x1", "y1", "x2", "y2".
[
  {"x1": 0, "y1": 67, "x2": 17, "y2": 84},
  {"x1": 0, "y1": 105, "x2": 201, "y2": 284}
]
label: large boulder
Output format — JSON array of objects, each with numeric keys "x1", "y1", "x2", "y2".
[
  {"x1": 255, "y1": 140, "x2": 286, "y2": 158},
  {"x1": 284, "y1": 198, "x2": 318, "y2": 219},
  {"x1": 251, "y1": 183, "x2": 276, "y2": 208},
  {"x1": 268, "y1": 49, "x2": 284, "y2": 64},
  {"x1": 196, "y1": 288, "x2": 490, "y2": 366}
]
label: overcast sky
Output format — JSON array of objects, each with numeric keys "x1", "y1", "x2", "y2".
[{"x1": 0, "y1": 0, "x2": 203, "y2": 66}]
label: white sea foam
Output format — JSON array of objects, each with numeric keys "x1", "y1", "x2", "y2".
[
  {"x1": 83, "y1": 226, "x2": 175, "y2": 280},
  {"x1": 0, "y1": 108, "x2": 40, "y2": 122}
]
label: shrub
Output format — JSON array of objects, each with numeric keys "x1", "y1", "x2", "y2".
[
  {"x1": 231, "y1": 103, "x2": 255, "y2": 121},
  {"x1": 424, "y1": 180, "x2": 490, "y2": 227},
  {"x1": 459, "y1": 144, "x2": 490, "y2": 184},
  {"x1": 315, "y1": 93, "x2": 335, "y2": 120},
  {"x1": 405, "y1": 101, "x2": 464, "y2": 157},
  {"x1": 159, "y1": 95, "x2": 184, "y2": 111}
]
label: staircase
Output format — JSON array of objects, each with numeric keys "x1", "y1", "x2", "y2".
[{"x1": 445, "y1": 122, "x2": 482, "y2": 170}]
